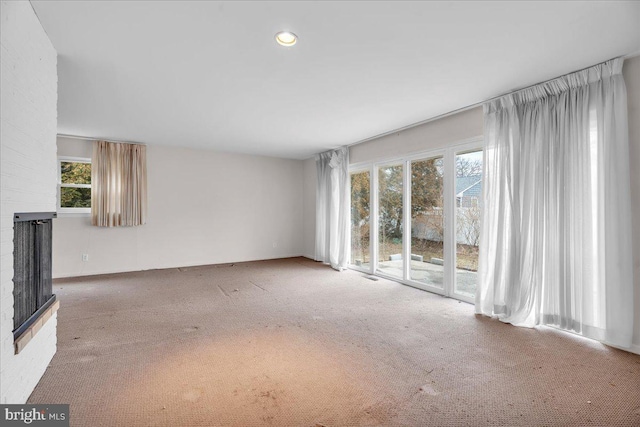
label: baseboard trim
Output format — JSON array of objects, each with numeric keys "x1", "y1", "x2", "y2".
[
  {"x1": 609, "y1": 342, "x2": 640, "y2": 356},
  {"x1": 53, "y1": 254, "x2": 307, "y2": 279}
]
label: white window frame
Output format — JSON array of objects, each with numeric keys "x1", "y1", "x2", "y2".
[
  {"x1": 348, "y1": 136, "x2": 483, "y2": 303},
  {"x1": 57, "y1": 156, "x2": 91, "y2": 215}
]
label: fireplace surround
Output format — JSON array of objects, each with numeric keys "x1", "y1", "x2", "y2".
[{"x1": 13, "y1": 212, "x2": 58, "y2": 353}]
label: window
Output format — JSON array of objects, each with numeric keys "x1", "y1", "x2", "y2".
[
  {"x1": 410, "y1": 156, "x2": 444, "y2": 287},
  {"x1": 58, "y1": 157, "x2": 91, "y2": 214},
  {"x1": 348, "y1": 138, "x2": 483, "y2": 303},
  {"x1": 377, "y1": 163, "x2": 404, "y2": 279},
  {"x1": 454, "y1": 150, "x2": 483, "y2": 298},
  {"x1": 350, "y1": 170, "x2": 371, "y2": 270}
]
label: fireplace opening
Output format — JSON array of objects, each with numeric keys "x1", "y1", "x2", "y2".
[{"x1": 13, "y1": 212, "x2": 57, "y2": 347}]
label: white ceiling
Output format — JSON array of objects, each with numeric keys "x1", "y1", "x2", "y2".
[{"x1": 31, "y1": 1, "x2": 640, "y2": 159}]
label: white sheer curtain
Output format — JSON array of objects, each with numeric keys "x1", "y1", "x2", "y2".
[
  {"x1": 315, "y1": 147, "x2": 350, "y2": 270},
  {"x1": 477, "y1": 58, "x2": 634, "y2": 348}
]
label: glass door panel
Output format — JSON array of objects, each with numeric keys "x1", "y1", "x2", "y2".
[
  {"x1": 409, "y1": 157, "x2": 445, "y2": 287},
  {"x1": 377, "y1": 164, "x2": 403, "y2": 279},
  {"x1": 454, "y1": 150, "x2": 483, "y2": 298},
  {"x1": 350, "y1": 170, "x2": 371, "y2": 270}
]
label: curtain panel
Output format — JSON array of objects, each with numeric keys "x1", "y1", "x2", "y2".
[
  {"x1": 92, "y1": 140, "x2": 148, "y2": 227},
  {"x1": 315, "y1": 147, "x2": 349, "y2": 271},
  {"x1": 477, "y1": 58, "x2": 634, "y2": 348}
]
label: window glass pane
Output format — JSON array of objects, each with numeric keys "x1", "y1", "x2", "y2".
[
  {"x1": 61, "y1": 161, "x2": 91, "y2": 184},
  {"x1": 377, "y1": 164, "x2": 403, "y2": 279},
  {"x1": 455, "y1": 150, "x2": 483, "y2": 297},
  {"x1": 60, "y1": 187, "x2": 91, "y2": 208},
  {"x1": 350, "y1": 171, "x2": 370, "y2": 268},
  {"x1": 410, "y1": 157, "x2": 444, "y2": 287}
]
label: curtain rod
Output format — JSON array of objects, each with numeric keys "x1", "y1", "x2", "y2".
[
  {"x1": 57, "y1": 133, "x2": 146, "y2": 145},
  {"x1": 346, "y1": 50, "x2": 639, "y2": 148}
]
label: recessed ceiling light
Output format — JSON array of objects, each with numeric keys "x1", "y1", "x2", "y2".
[{"x1": 275, "y1": 31, "x2": 298, "y2": 47}]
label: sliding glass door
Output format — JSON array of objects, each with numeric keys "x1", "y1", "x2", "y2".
[
  {"x1": 377, "y1": 163, "x2": 403, "y2": 279},
  {"x1": 348, "y1": 139, "x2": 483, "y2": 303},
  {"x1": 453, "y1": 150, "x2": 483, "y2": 299},
  {"x1": 409, "y1": 156, "x2": 445, "y2": 289},
  {"x1": 350, "y1": 170, "x2": 371, "y2": 271}
]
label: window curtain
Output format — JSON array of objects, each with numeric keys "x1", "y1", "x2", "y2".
[
  {"x1": 476, "y1": 58, "x2": 634, "y2": 348},
  {"x1": 92, "y1": 140, "x2": 147, "y2": 227},
  {"x1": 315, "y1": 147, "x2": 350, "y2": 270}
]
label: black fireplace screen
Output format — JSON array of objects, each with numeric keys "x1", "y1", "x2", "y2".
[{"x1": 13, "y1": 212, "x2": 56, "y2": 338}]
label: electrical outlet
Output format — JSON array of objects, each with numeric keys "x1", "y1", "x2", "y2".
[{"x1": 82, "y1": 254, "x2": 89, "y2": 262}]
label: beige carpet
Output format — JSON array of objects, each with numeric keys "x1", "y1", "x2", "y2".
[{"x1": 29, "y1": 257, "x2": 640, "y2": 426}]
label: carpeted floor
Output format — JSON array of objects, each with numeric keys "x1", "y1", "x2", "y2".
[{"x1": 29, "y1": 257, "x2": 640, "y2": 426}]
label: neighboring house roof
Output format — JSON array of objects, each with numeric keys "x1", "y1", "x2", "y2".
[{"x1": 456, "y1": 175, "x2": 482, "y2": 198}]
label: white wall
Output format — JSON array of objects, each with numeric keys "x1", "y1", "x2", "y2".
[
  {"x1": 0, "y1": 1, "x2": 58, "y2": 404},
  {"x1": 54, "y1": 138, "x2": 304, "y2": 277}
]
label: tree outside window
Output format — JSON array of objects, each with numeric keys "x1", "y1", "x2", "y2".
[{"x1": 58, "y1": 158, "x2": 91, "y2": 212}]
